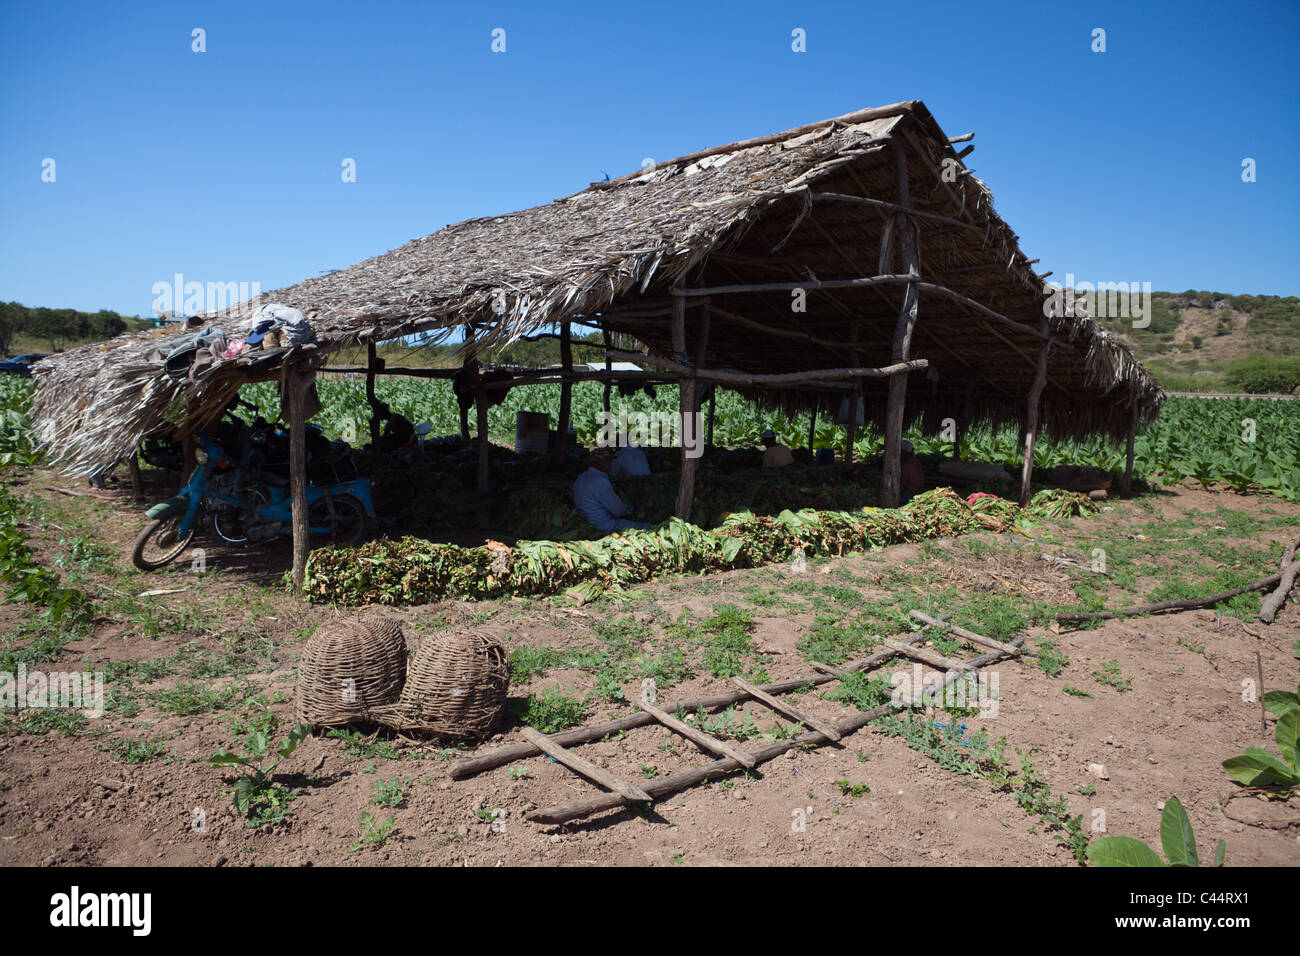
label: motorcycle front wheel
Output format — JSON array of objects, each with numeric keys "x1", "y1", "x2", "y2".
[
  {"x1": 307, "y1": 494, "x2": 367, "y2": 548},
  {"x1": 209, "y1": 488, "x2": 271, "y2": 545},
  {"x1": 131, "y1": 516, "x2": 195, "y2": 571}
]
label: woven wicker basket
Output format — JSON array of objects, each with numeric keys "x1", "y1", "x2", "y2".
[
  {"x1": 375, "y1": 628, "x2": 509, "y2": 740},
  {"x1": 295, "y1": 611, "x2": 408, "y2": 727}
]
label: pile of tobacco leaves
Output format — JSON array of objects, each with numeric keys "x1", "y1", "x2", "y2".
[{"x1": 304, "y1": 487, "x2": 1094, "y2": 606}]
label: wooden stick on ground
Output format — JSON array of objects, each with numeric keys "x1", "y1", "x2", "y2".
[
  {"x1": 880, "y1": 637, "x2": 975, "y2": 672},
  {"x1": 520, "y1": 727, "x2": 651, "y2": 803},
  {"x1": 637, "y1": 701, "x2": 757, "y2": 768},
  {"x1": 908, "y1": 610, "x2": 1020, "y2": 655},
  {"x1": 731, "y1": 677, "x2": 842, "y2": 742},
  {"x1": 527, "y1": 637, "x2": 1017, "y2": 826},
  {"x1": 1259, "y1": 531, "x2": 1300, "y2": 625},
  {"x1": 449, "y1": 633, "x2": 928, "y2": 780},
  {"x1": 1055, "y1": 573, "x2": 1283, "y2": 623}
]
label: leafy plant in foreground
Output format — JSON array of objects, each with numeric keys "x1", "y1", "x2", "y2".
[
  {"x1": 1221, "y1": 684, "x2": 1300, "y2": 793},
  {"x1": 1086, "y1": 796, "x2": 1225, "y2": 867},
  {"x1": 207, "y1": 723, "x2": 311, "y2": 827}
]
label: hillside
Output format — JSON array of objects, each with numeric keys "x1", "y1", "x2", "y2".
[{"x1": 1092, "y1": 291, "x2": 1300, "y2": 393}]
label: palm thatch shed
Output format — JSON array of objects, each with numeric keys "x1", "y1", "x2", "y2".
[{"x1": 31, "y1": 99, "x2": 1163, "y2": 587}]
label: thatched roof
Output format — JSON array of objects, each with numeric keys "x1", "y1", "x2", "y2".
[{"x1": 32, "y1": 100, "x2": 1162, "y2": 474}]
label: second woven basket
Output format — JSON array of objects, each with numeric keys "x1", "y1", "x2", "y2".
[{"x1": 375, "y1": 628, "x2": 509, "y2": 741}]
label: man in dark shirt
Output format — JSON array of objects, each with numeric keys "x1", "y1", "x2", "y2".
[{"x1": 900, "y1": 439, "x2": 926, "y2": 505}]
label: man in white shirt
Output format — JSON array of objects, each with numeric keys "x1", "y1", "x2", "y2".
[
  {"x1": 761, "y1": 428, "x2": 794, "y2": 468},
  {"x1": 573, "y1": 449, "x2": 651, "y2": 534},
  {"x1": 610, "y1": 444, "x2": 651, "y2": 480}
]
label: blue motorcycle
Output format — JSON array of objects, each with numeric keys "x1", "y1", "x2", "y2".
[{"x1": 131, "y1": 433, "x2": 377, "y2": 571}]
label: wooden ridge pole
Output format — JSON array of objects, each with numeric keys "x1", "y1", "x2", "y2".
[
  {"x1": 1019, "y1": 318, "x2": 1052, "y2": 506},
  {"x1": 882, "y1": 138, "x2": 920, "y2": 508},
  {"x1": 604, "y1": 349, "x2": 927, "y2": 386}
]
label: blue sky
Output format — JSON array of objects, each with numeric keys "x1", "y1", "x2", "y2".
[{"x1": 1, "y1": 0, "x2": 1296, "y2": 317}]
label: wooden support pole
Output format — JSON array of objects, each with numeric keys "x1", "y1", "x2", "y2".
[
  {"x1": 475, "y1": 386, "x2": 490, "y2": 496},
  {"x1": 807, "y1": 402, "x2": 818, "y2": 454},
  {"x1": 706, "y1": 389, "x2": 716, "y2": 449},
  {"x1": 180, "y1": 431, "x2": 195, "y2": 491},
  {"x1": 672, "y1": 294, "x2": 698, "y2": 520},
  {"x1": 882, "y1": 138, "x2": 920, "y2": 508},
  {"x1": 127, "y1": 448, "x2": 143, "y2": 501},
  {"x1": 366, "y1": 341, "x2": 381, "y2": 449},
  {"x1": 956, "y1": 368, "x2": 979, "y2": 461},
  {"x1": 1121, "y1": 401, "x2": 1138, "y2": 496},
  {"x1": 1019, "y1": 320, "x2": 1052, "y2": 506},
  {"x1": 287, "y1": 364, "x2": 315, "y2": 595},
  {"x1": 695, "y1": 305, "x2": 711, "y2": 455},
  {"x1": 551, "y1": 321, "x2": 573, "y2": 466},
  {"x1": 520, "y1": 728, "x2": 651, "y2": 803},
  {"x1": 602, "y1": 327, "x2": 612, "y2": 415},
  {"x1": 845, "y1": 327, "x2": 859, "y2": 464},
  {"x1": 459, "y1": 326, "x2": 475, "y2": 441}
]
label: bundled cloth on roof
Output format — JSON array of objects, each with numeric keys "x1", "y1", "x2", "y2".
[{"x1": 241, "y1": 303, "x2": 317, "y2": 349}]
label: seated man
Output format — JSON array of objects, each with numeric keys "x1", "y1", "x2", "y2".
[
  {"x1": 374, "y1": 402, "x2": 415, "y2": 453},
  {"x1": 573, "y1": 448, "x2": 651, "y2": 534},
  {"x1": 760, "y1": 429, "x2": 794, "y2": 468},
  {"x1": 610, "y1": 444, "x2": 650, "y2": 480},
  {"x1": 900, "y1": 439, "x2": 926, "y2": 504}
]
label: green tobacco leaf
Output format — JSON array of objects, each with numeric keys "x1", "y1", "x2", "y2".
[
  {"x1": 1085, "y1": 836, "x2": 1166, "y2": 868},
  {"x1": 245, "y1": 731, "x2": 268, "y2": 760},
  {"x1": 206, "y1": 750, "x2": 252, "y2": 767},
  {"x1": 1213, "y1": 840, "x2": 1227, "y2": 867},
  {"x1": 1222, "y1": 748, "x2": 1300, "y2": 787},
  {"x1": 279, "y1": 723, "x2": 311, "y2": 759},
  {"x1": 232, "y1": 777, "x2": 255, "y2": 815},
  {"x1": 1159, "y1": 797, "x2": 1198, "y2": 867},
  {"x1": 1262, "y1": 688, "x2": 1300, "y2": 719},
  {"x1": 1275, "y1": 711, "x2": 1299, "y2": 769}
]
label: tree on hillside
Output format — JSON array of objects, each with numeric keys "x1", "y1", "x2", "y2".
[{"x1": 0, "y1": 301, "x2": 26, "y2": 356}]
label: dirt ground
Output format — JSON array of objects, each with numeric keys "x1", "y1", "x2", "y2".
[{"x1": 1, "y1": 470, "x2": 1297, "y2": 867}]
